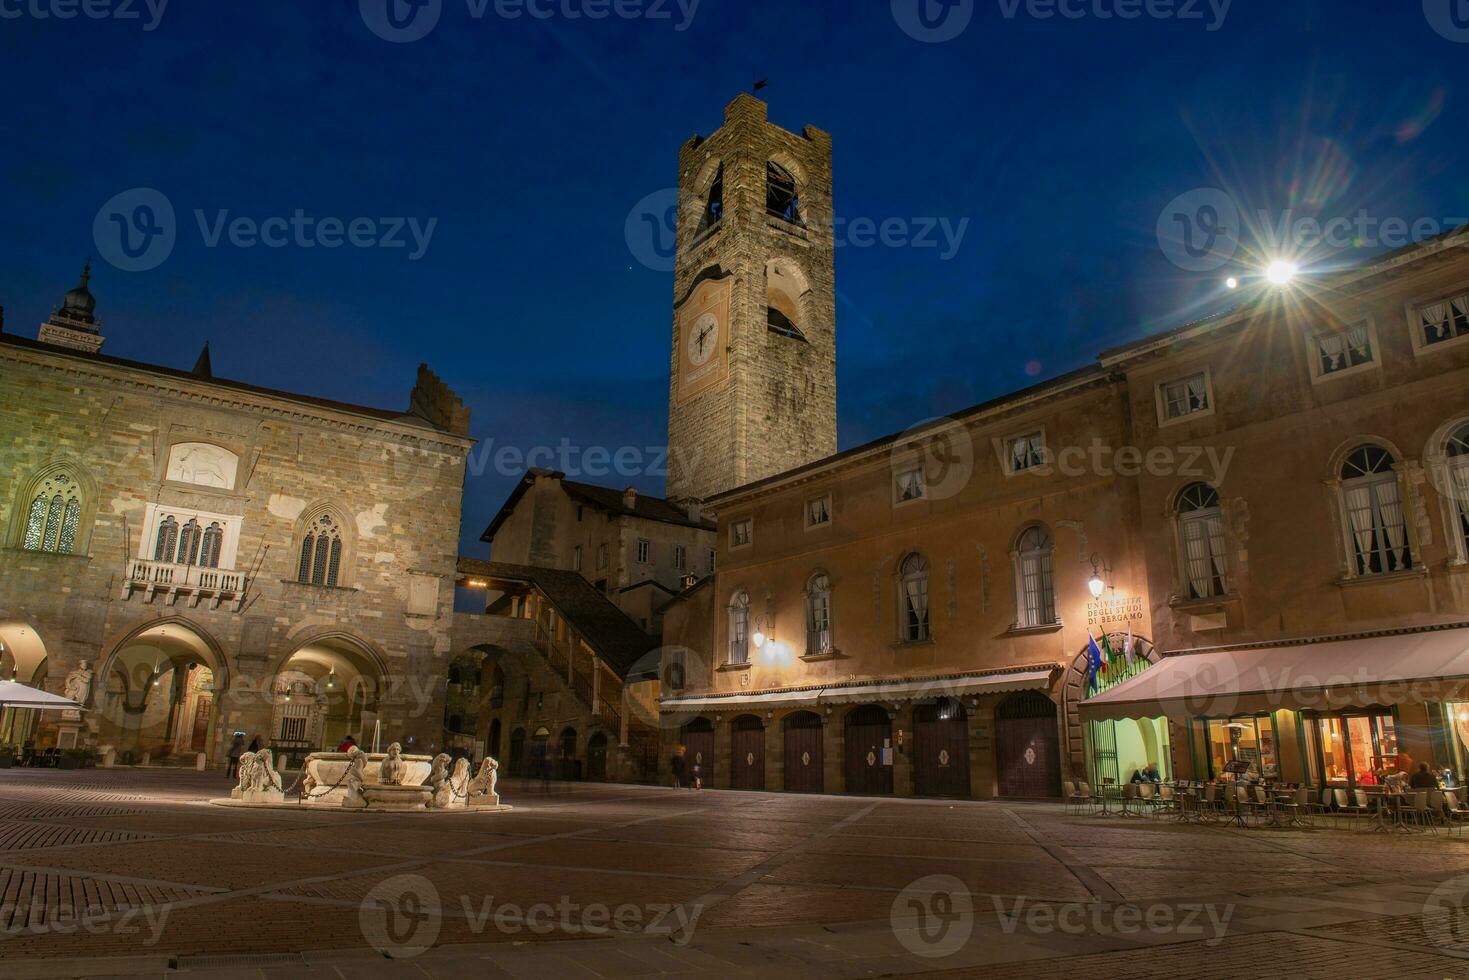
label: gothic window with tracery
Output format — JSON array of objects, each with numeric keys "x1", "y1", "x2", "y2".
[
  {"x1": 23, "y1": 472, "x2": 84, "y2": 554},
  {"x1": 298, "y1": 513, "x2": 344, "y2": 586}
]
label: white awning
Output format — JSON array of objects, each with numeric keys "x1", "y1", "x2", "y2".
[
  {"x1": 661, "y1": 669, "x2": 1054, "y2": 713},
  {"x1": 0, "y1": 680, "x2": 83, "y2": 712},
  {"x1": 1079, "y1": 626, "x2": 1469, "y2": 722}
]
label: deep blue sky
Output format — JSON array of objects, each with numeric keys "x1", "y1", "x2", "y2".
[{"x1": 2, "y1": 2, "x2": 1465, "y2": 555}]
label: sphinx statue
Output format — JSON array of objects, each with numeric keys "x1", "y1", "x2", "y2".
[
  {"x1": 427, "y1": 753, "x2": 453, "y2": 808},
  {"x1": 466, "y1": 756, "x2": 501, "y2": 806},
  {"x1": 379, "y1": 742, "x2": 407, "y2": 786},
  {"x1": 342, "y1": 746, "x2": 369, "y2": 808}
]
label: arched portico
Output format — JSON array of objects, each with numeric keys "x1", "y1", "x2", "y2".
[
  {"x1": 0, "y1": 622, "x2": 50, "y2": 745},
  {"x1": 267, "y1": 631, "x2": 389, "y2": 766},
  {"x1": 96, "y1": 617, "x2": 230, "y2": 766}
]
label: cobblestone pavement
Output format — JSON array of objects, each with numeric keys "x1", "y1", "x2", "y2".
[{"x1": 1, "y1": 770, "x2": 1467, "y2": 978}]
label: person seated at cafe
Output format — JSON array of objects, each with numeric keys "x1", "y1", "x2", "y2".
[
  {"x1": 1143, "y1": 763, "x2": 1162, "y2": 783},
  {"x1": 1410, "y1": 762, "x2": 1441, "y2": 789},
  {"x1": 1129, "y1": 768, "x2": 1144, "y2": 784},
  {"x1": 1358, "y1": 769, "x2": 1379, "y2": 786}
]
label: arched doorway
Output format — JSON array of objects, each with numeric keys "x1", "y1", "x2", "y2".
[
  {"x1": 782, "y1": 711, "x2": 823, "y2": 793},
  {"x1": 730, "y1": 714, "x2": 765, "y2": 790},
  {"x1": 530, "y1": 726, "x2": 551, "y2": 778},
  {"x1": 488, "y1": 718, "x2": 502, "y2": 762},
  {"x1": 681, "y1": 717, "x2": 715, "y2": 784},
  {"x1": 508, "y1": 727, "x2": 526, "y2": 776},
  {"x1": 995, "y1": 691, "x2": 1061, "y2": 798},
  {"x1": 587, "y1": 731, "x2": 608, "y2": 781},
  {"x1": 0, "y1": 623, "x2": 49, "y2": 746},
  {"x1": 559, "y1": 726, "x2": 579, "y2": 780},
  {"x1": 269, "y1": 635, "x2": 385, "y2": 769},
  {"x1": 442, "y1": 650, "x2": 490, "y2": 758},
  {"x1": 844, "y1": 704, "x2": 893, "y2": 795},
  {"x1": 1061, "y1": 632, "x2": 1161, "y2": 784},
  {"x1": 97, "y1": 620, "x2": 227, "y2": 766},
  {"x1": 914, "y1": 698, "x2": 970, "y2": 798}
]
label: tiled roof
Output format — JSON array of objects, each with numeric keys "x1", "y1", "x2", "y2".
[
  {"x1": 481, "y1": 470, "x2": 714, "y2": 542},
  {"x1": 456, "y1": 558, "x2": 657, "y2": 675}
]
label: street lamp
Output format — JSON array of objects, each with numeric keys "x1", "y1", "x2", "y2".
[{"x1": 1087, "y1": 554, "x2": 1110, "y2": 599}]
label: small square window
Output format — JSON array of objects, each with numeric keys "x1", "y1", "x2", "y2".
[
  {"x1": 895, "y1": 467, "x2": 925, "y2": 503},
  {"x1": 730, "y1": 518, "x2": 753, "y2": 548},
  {"x1": 1158, "y1": 371, "x2": 1212, "y2": 424},
  {"x1": 1005, "y1": 432, "x2": 1045, "y2": 473},
  {"x1": 806, "y1": 494, "x2": 832, "y2": 528},
  {"x1": 1311, "y1": 320, "x2": 1375, "y2": 379},
  {"x1": 636, "y1": 538, "x2": 651, "y2": 564},
  {"x1": 1413, "y1": 292, "x2": 1469, "y2": 349}
]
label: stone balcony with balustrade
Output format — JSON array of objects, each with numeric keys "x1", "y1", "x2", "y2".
[{"x1": 120, "y1": 557, "x2": 249, "y2": 610}]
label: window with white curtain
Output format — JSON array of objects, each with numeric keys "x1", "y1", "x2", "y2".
[
  {"x1": 1013, "y1": 525, "x2": 1056, "y2": 626},
  {"x1": 898, "y1": 552, "x2": 931, "y2": 641},
  {"x1": 1160, "y1": 371, "x2": 1211, "y2": 421},
  {"x1": 1177, "y1": 483, "x2": 1229, "y2": 599},
  {"x1": 1313, "y1": 321, "x2": 1374, "y2": 376},
  {"x1": 1006, "y1": 432, "x2": 1045, "y2": 473},
  {"x1": 806, "y1": 572, "x2": 833, "y2": 655},
  {"x1": 1446, "y1": 423, "x2": 1469, "y2": 559},
  {"x1": 895, "y1": 467, "x2": 926, "y2": 503},
  {"x1": 806, "y1": 494, "x2": 832, "y2": 528},
  {"x1": 22, "y1": 471, "x2": 84, "y2": 555},
  {"x1": 728, "y1": 591, "x2": 750, "y2": 664},
  {"x1": 730, "y1": 518, "x2": 753, "y2": 548},
  {"x1": 1415, "y1": 293, "x2": 1469, "y2": 348},
  {"x1": 1340, "y1": 446, "x2": 1412, "y2": 576}
]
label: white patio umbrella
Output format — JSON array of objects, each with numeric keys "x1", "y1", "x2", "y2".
[{"x1": 0, "y1": 680, "x2": 82, "y2": 712}]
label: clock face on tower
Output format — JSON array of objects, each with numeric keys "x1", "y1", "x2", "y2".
[{"x1": 686, "y1": 312, "x2": 719, "y2": 367}]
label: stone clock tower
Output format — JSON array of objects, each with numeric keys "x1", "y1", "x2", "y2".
[{"x1": 665, "y1": 94, "x2": 837, "y2": 503}]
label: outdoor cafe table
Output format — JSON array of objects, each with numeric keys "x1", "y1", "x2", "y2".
[{"x1": 1362, "y1": 788, "x2": 1412, "y2": 833}]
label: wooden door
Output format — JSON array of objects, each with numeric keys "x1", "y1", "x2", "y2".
[
  {"x1": 783, "y1": 712, "x2": 823, "y2": 793},
  {"x1": 587, "y1": 733, "x2": 607, "y2": 782},
  {"x1": 844, "y1": 705, "x2": 893, "y2": 795},
  {"x1": 682, "y1": 719, "x2": 715, "y2": 785},
  {"x1": 914, "y1": 701, "x2": 970, "y2": 798},
  {"x1": 729, "y1": 715, "x2": 765, "y2": 790},
  {"x1": 189, "y1": 695, "x2": 213, "y2": 753},
  {"x1": 995, "y1": 692, "x2": 1061, "y2": 798}
]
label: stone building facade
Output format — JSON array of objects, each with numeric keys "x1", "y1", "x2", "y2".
[
  {"x1": 665, "y1": 94, "x2": 838, "y2": 503},
  {"x1": 0, "y1": 272, "x2": 474, "y2": 768},
  {"x1": 482, "y1": 469, "x2": 715, "y2": 636},
  {"x1": 661, "y1": 231, "x2": 1469, "y2": 799}
]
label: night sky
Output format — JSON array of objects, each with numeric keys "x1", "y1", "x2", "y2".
[{"x1": 2, "y1": 1, "x2": 1465, "y2": 554}]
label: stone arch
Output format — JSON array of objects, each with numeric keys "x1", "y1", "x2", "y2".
[
  {"x1": 765, "y1": 256, "x2": 812, "y2": 342},
  {"x1": 1060, "y1": 631, "x2": 1159, "y2": 779},
  {"x1": 1326, "y1": 434, "x2": 1407, "y2": 479}
]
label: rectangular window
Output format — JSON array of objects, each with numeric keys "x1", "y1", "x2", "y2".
[
  {"x1": 674, "y1": 544, "x2": 686, "y2": 570},
  {"x1": 1313, "y1": 321, "x2": 1375, "y2": 377},
  {"x1": 895, "y1": 467, "x2": 926, "y2": 503},
  {"x1": 806, "y1": 494, "x2": 832, "y2": 528},
  {"x1": 1308, "y1": 713, "x2": 1398, "y2": 789},
  {"x1": 572, "y1": 545, "x2": 582, "y2": 572},
  {"x1": 1414, "y1": 293, "x2": 1469, "y2": 349},
  {"x1": 1006, "y1": 432, "x2": 1045, "y2": 473},
  {"x1": 597, "y1": 543, "x2": 608, "y2": 569},
  {"x1": 730, "y1": 518, "x2": 752, "y2": 548},
  {"x1": 1160, "y1": 372, "x2": 1211, "y2": 422},
  {"x1": 708, "y1": 548, "x2": 717, "y2": 572},
  {"x1": 729, "y1": 603, "x2": 749, "y2": 664},
  {"x1": 637, "y1": 538, "x2": 651, "y2": 564},
  {"x1": 1205, "y1": 716, "x2": 1278, "y2": 781}
]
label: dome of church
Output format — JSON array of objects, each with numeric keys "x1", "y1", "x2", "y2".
[{"x1": 60, "y1": 262, "x2": 96, "y2": 320}]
